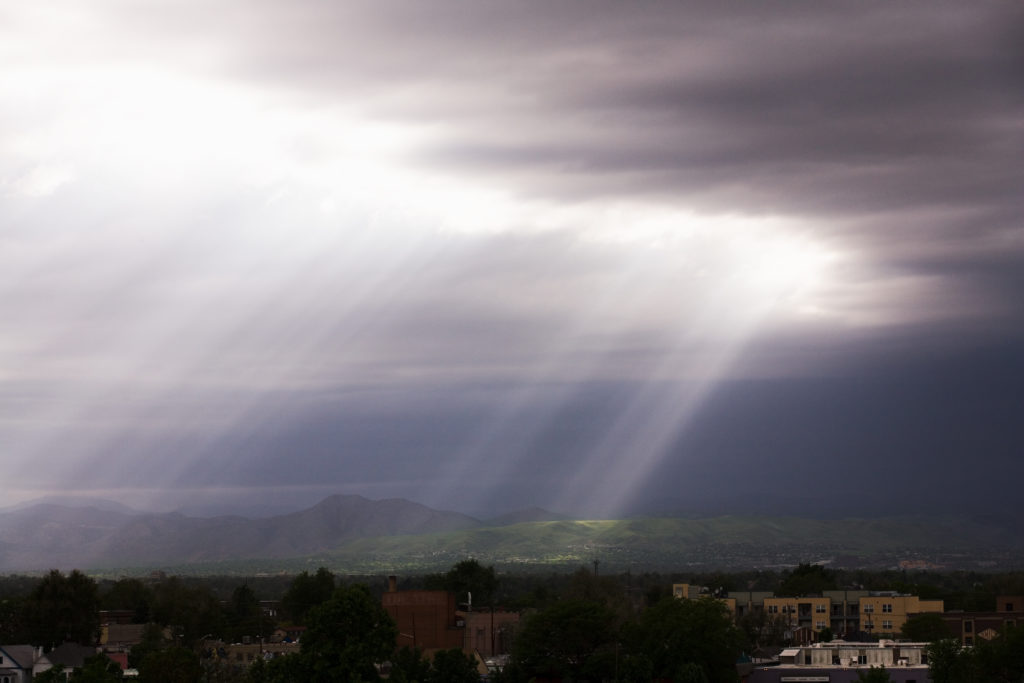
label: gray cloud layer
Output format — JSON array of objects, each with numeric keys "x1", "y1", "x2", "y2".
[{"x1": 1, "y1": 1, "x2": 1021, "y2": 517}]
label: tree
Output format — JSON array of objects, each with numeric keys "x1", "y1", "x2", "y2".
[
  {"x1": 426, "y1": 648, "x2": 479, "y2": 683},
  {"x1": 138, "y1": 646, "x2": 204, "y2": 683},
  {"x1": 32, "y1": 666, "x2": 66, "y2": 683},
  {"x1": 512, "y1": 599, "x2": 619, "y2": 681},
  {"x1": 246, "y1": 655, "x2": 305, "y2": 683},
  {"x1": 388, "y1": 646, "x2": 431, "y2": 683},
  {"x1": 629, "y1": 596, "x2": 741, "y2": 683},
  {"x1": 100, "y1": 578, "x2": 153, "y2": 623},
  {"x1": 900, "y1": 613, "x2": 951, "y2": 642},
  {"x1": 226, "y1": 583, "x2": 274, "y2": 643},
  {"x1": 818, "y1": 626, "x2": 834, "y2": 642},
  {"x1": 927, "y1": 638, "x2": 973, "y2": 683},
  {"x1": 430, "y1": 560, "x2": 498, "y2": 608},
  {"x1": 281, "y1": 568, "x2": 335, "y2": 625},
  {"x1": 299, "y1": 584, "x2": 398, "y2": 682},
  {"x1": 73, "y1": 653, "x2": 124, "y2": 683},
  {"x1": 150, "y1": 577, "x2": 225, "y2": 646},
  {"x1": 856, "y1": 665, "x2": 893, "y2": 682},
  {"x1": 778, "y1": 564, "x2": 837, "y2": 596},
  {"x1": 23, "y1": 569, "x2": 100, "y2": 648},
  {"x1": 128, "y1": 622, "x2": 167, "y2": 669},
  {"x1": 246, "y1": 654, "x2": 305, "y2": 683}
]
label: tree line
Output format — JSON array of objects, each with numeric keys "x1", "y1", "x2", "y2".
[{"x1": 2, "y1": 563, "x2": 1024, "y2": 681}]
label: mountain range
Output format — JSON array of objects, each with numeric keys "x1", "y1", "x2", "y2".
[{"x1": 0, "y1": 495, "x2": 1020, "y2": 573}]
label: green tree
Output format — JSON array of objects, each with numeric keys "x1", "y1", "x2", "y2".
[
  {"x1": 281, "y1": 568, "x2": 335, "y2": 625},
  {"x1": 100, "y1": 578, "x2": 153, "y2": 623},
  {"x1": 927, "y1": 638, "x2": 973, "y2": 683},
  {"x1": 150, "y1": 577, "x2": 225, "y2": 646},
  {"x1": 226, "y1": 583, "x2": 274, "y2": 643},
  {"x1": 900, "y1": 613, "x2": 950, "y2": 642},
  {"x1": 818, "y1": 626, "x2": 834, "y2": 642},
  {"x1": 675, "y1": 661, "x2": 710, "y2": 683},
  {"x1": 138, "y1": 646, "x2": 204, "y2": 683},
  {"x1": 426, "y1": 648, "x2": 479, "y2": 683},
  {"x1": 0, "y1": 597, "x2": 28, "y2": 643},
  {"x1": 72, "y1": 653, "x2": 123, "y2": 683},
  {"x1": 388, "y1": 646, "x2": 431, "y2": 683},
  {"x1": 299, "y1": 584, "x2": 398, "y2": 682},
  {"x1": 428, "y1": 560, "x2": 498, "y2": 608},
  {"x1": 512, "y1": 599, "x2": 619, "y2": 681},
  {"x1": 128, "y1": 622, "x2": 167, "y2": 669},
  {"x1": 33, "y1": 666, "x2": 66, "y2": 683},
  {"x1": 856, "y1": 665, "x2": 893, "y2": 682},
  {"x1": 973, "y1": 624, "x2": 1024, "y2": 682},
  {"x1": 246, "y1": 654, "x2": 305, "y2": 683},
  {"x1": 630, "y1": 596, "x2": 741, "y2": 683},
  {"x1": 778, "y1": 564, "x2": 837, "y2": 596},
  {"x1": 23, "y1": 569, "x2": 100, "y2": 648}
]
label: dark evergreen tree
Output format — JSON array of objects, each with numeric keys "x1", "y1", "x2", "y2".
[
  {"x1": 23, "y1": 569, "x2": 100, "y2": 648},
  {"x1": 281, "y1": 568, "x2": 335, "y2": 624}
]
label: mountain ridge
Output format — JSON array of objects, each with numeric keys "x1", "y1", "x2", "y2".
[{"x1": 0, "y1": 495, "x2": 1020, "y2": 573}]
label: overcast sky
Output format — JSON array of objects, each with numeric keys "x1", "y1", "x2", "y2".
[{"x1": 2, "y1": 1, "x2": 1022, "y2": 518}]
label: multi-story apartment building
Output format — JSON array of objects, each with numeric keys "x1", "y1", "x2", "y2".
[
  {"x1": 672, "y1": 584, "x2": 943, "y2": 638},
  {"x1": 859, "y1": 592, "x2": 944, "y2": 637}
]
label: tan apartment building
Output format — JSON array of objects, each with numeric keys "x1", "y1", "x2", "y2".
[
  {"x1": 858, "y1": 592, "x2": 944, "y2": 636},
  {"x1": 674, "y1": 584, "x2": 943, "y2": 638},
  {"x1": 763, "y1": 596, "x2": 833, "y2": 633}
]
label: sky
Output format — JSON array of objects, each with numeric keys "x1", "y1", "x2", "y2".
[{"x1": 2, "y1": 1, "x2": 1022, "y2": 519}]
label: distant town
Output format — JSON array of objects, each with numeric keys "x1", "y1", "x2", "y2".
[{"x1": 1, "y1": 559, "x2": 1021, "y2": 681}]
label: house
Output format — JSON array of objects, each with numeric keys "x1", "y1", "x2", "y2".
[
  {"x1": 0, "y1": 646, "x2": 36, "y2": 683},
  {"x1": 33, "y1": 643, "x2": 98, "y2": 681}
]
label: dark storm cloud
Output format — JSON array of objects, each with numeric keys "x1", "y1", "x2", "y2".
[{"x1": 3, "y1": 1, "x2": 1022, "y2": 517}]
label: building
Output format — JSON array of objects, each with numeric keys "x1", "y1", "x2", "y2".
[
  {"x1": 673, "y1": 584, "x2": 943, "y2": 639},
  {"x1": 748, "y1": 641, "x2": 932, "y2": 683},
  {"x1": 381, "y1": 576, "x2": 465, "y2": 650},
  {"x1": 858, "y1": 592, "x2": 944, "y2": 637},
  {"x1": 0, "y1": 646, "x2": 35, "y2": 683},
  {"x1": 460, "y1": 610, "x2": 519, "y2": 657},
  {"x1": 934, "y1": 595, "x2": 1024, "y2": 646}
]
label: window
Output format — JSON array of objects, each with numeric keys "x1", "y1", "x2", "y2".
[
  {"x1": 882, "y1": 603, "x2": 893, "y2": 613},
  {"x1": 964, "y1": 637, "x2": 973, "y2": 646},
  {"x1": 1007, "y1": 603, "x2": 1015, "y2": 612},
  {"x1": 964, "y1": 620, "x2": 973, "y2": 633},
  {"x1": 864, "y1": 604, "x2": 874, "y2": 613},
  {"x1": 883, "y1": 620, "x2": 893, "y2": 630},
  {"x1": 816, "y1": 604, "x2": 826, "y2": 613},
  {"x1": 832, "y1": 656, "x2": 840, "y2": 665},
  {"x1": 817, "y1": 621, "x2": 826, "y2": 629},
  {"x1": 858, "y1": 655, "x2": 867, "y2": 665},
  {"x1": 768, "y1": 605, "x2": 778, "y2": 614}
]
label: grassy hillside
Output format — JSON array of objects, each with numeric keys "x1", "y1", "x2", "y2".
[{"x1": 91, "y1": 514, "x2": 1024, "y2": 576}]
